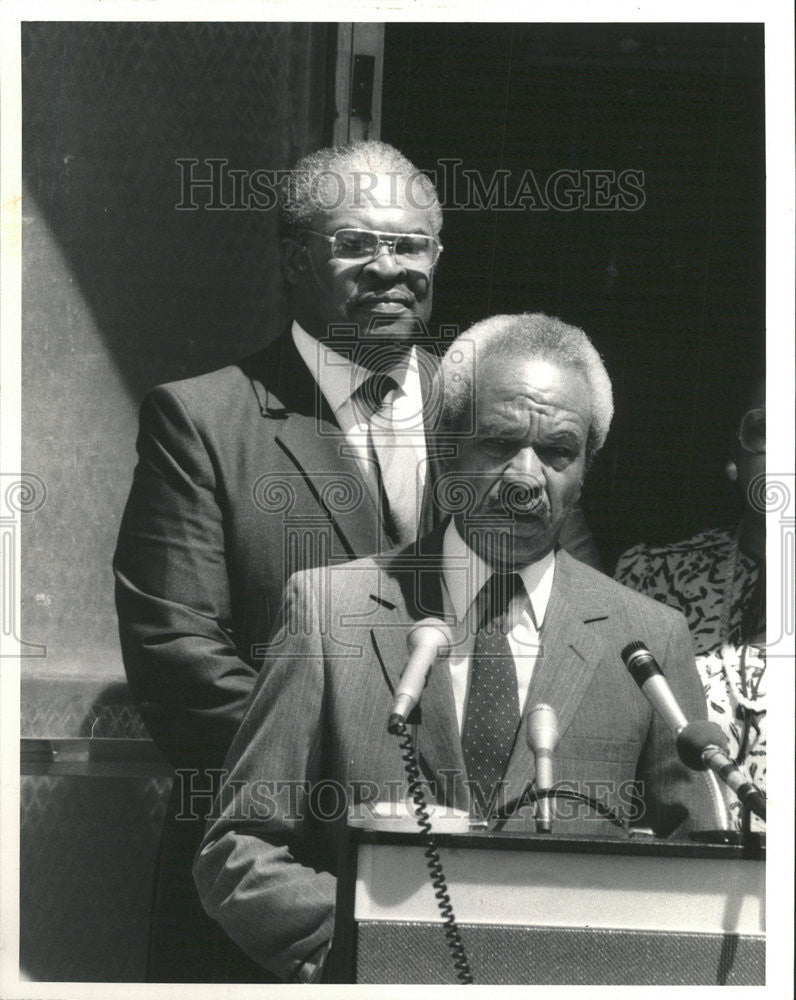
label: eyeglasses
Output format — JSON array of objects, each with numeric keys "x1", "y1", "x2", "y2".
[
  {"x1": 304, "y1": 228, "x2": 442, "y2": 268},
  {"x1": 738, "y1": 407, "x2": 765, "y2": 454}
]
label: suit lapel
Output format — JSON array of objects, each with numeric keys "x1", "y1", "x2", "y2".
[
  {"x1": 251, "y1": 333, "x2": 382, "y2": 559},
  {"x1": 502, "y1": 551, "x2": 609, "y2": 807},
  {"x1": 255, "y1": 335, "x2": 442, "y2": 551},
  {"x1": 368, "y1": 527, "x2": 470, "y2": 811},
  {"x1": 274, "y1": 413, "x2": 382, "y2": 559}
]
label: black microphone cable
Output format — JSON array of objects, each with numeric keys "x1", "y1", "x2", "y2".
[
  {"x1": 491, "y1": 786, "x2": 629, "y2": 832},
  {"x1": 390, "y1": 717, "x2": 474, "y2": 985}
]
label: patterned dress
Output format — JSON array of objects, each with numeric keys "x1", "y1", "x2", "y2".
[{"x1": 615, "y1": 526, "x2": 766, "y2": 831}]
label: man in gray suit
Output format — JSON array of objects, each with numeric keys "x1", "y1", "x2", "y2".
[{"x1": 193, "y1": 313, "x2": 712, "y2": 982}]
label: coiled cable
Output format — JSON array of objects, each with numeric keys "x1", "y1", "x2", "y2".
[{"x1": 391, "y1": 718, "x2": 474, "y2": 985}]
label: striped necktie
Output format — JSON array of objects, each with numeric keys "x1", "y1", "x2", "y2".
[{"x1": 356, "y1": 371, "x2": 420, "y2": 547}]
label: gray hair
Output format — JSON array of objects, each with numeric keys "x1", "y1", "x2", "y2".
[
  {"x1": 278, "y1": 140, "x2": 443, "y2": 240},
  {"x1": 436, "y1": 312, "x2": 614, "y2": 463}
]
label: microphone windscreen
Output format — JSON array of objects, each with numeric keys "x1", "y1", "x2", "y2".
[
  {"x1": 676, "y1": 720, "x2": 729, "y2": 770},
  {"x1": 406, "y1": 617, "x2": 453, "y2": 656},
  {"x1": 527, "y1": 703, "x2": 560, "y2": 754},
  {"x1": 621, "y1": 641, "x2": 662, "y2": 687},
  {"x1": 621, "y1": 640, "x2": 646, "y2": 662}
]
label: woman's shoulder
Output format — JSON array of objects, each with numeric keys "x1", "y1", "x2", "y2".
[
  {"x1": 617, "y1": 526, "x2": 732, "y2": 574},
  {"x1": 614, "y1": 526, "x2": 735, "y2": 597}
]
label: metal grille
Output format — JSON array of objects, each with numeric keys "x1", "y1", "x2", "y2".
[
  {"x1": 20, "y1": 774, "x2": 171, "y2": 981},
  {"x1": 21, "y1": 675, "x2": 150, "y2": 739},
  {"x1": 355, "y1": 921, "x2": 765, "y2": 985}
]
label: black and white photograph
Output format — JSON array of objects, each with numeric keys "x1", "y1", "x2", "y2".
[{"x1": 0, "y1": 3, "x2": 793, "y2": 995}]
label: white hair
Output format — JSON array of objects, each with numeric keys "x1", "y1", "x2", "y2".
[
  {"x1": 436, "y1": 312, "x2": 614, "y2": 463},
  {"x1": 278, "y1": 140, "x2": 442, "y2": 240}
]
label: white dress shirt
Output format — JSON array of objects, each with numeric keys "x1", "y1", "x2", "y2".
[
  {"x1": 441, "y1": 518, "x2": 555, "y2": 731},
  {"x1": 291, "y1": 321, "x2": 427, "y2": 515}
]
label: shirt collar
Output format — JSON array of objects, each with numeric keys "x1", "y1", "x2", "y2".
[
  {"x1": 291, "y1": 320, "x2": 420, "y2": 416},
  {"x1": 442, "y1": 517, "x2": 555, "y2": 627}
]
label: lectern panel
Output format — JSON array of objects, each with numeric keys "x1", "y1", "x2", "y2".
[{"x1": 355, "y1": 922, "x2": 765, "y2": 985}]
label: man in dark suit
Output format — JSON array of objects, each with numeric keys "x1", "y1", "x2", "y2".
[
  {"x1": 115, "y1": 143, "x2": 600, "y2": 980},
  {"x1": 193, "y1": 312, "x2": 713, "y2": 982}
]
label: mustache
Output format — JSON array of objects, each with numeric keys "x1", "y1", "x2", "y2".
[
  {"x1": 352, "y1": 290, "x2": 414, "y2": 307},
  {"x1": 482, "y1": 481, "x2": 551, "y2": 519}
]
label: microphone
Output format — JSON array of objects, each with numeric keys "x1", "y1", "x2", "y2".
[
  {"x1": 622, "y1": 640, "x2": 689, "y2": 735},
  {"x1": 622, "y1": 641, "x2": 766, "y2": 821},
  {"x1": 388, "y1": 618, "x2": 453, "y2": 733},
  {"x1": 526, "y1": 703, "x2": 560, "y2": 833},
  {"x1": 677, "y1": 721, "x2": 766, "y2": 821}
]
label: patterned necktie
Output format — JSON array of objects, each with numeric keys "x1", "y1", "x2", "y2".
[
  {"x1": 358, "y1": 371, "x2": 420, "y2": 547},
  {"x1": 461, "y1": 572, "x2": 524, "y2": 816}
]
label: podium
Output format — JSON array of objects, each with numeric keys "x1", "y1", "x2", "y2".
[{"x1": 330, "y1": 824, "x2": 765, "y2": 985}]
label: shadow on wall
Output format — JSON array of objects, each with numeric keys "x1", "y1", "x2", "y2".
[{"x1": 21, "y1": 22, "x2": 331, "y2": 679}]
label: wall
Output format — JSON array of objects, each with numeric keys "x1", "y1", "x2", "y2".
[
  {"x1": 21, "y1": 21, "x2": 331, "y2": 688},
  {"x1": 19, "y1": 22, "x2": 332, "y2": 980}
]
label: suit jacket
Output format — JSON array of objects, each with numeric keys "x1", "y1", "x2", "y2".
[
  {"x1": 193, "y1": 525, "x2": 713, "y2": 981},
  {"x1": 114, "y1": 331, "x2": 419, "y2": 773}
]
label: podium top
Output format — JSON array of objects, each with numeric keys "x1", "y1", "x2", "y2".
[{"x1": 348, "y1": 825, "x2": 765, "y2": 861}]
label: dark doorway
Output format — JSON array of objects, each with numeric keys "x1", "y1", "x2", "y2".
[{"x1": 381, "y1": 23, "x2": 764, "y2": 568}]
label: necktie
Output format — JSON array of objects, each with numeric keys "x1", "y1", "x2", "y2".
[
  {"x1": 461, "y1": 572, "x2": 524, "y2": 816},
  {"x1": 357, "y1": 372, "x2": 420, "y2": 547}
]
